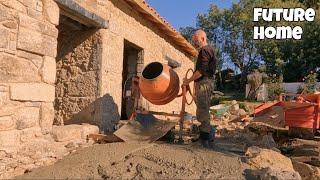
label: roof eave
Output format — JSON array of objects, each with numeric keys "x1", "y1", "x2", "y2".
[{"x1": 124, "y1": 0, "x2": 197, "y2": 58}]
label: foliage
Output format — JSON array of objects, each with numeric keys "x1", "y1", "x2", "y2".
[
  {"x1": 298, "y1": 71, "x2": 319, "y2": 93},
  {"x1": 180, "y1": 0, "x2": 320, "y2": 86},
  {"x1": 299, "y1": 0, "x2": 320, "y2": 9},
  {"x1": 198, "y1": 2, "x2": 263, "y2": 89},
  {"x1": 179, "y1": 26, "x2": 197, "y2": 43},
  {"x1": 254, "y1": 0, "x2": 320, "y2": 82},
  {"x1": 265, "y1": 74, "x2": 285, "y2": 100}
]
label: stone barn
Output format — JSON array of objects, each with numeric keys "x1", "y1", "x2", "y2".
[{"x1": 0, "y1": 0, "x2": 197, "y2": 178}]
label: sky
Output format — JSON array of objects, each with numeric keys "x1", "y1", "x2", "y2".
[{"x1": 146, "y1": 0, "x2": 237, "y2": 30}]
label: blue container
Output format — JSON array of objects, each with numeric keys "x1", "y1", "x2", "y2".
[{"x1": 210, "y1": 104, "x2": 229, "y2": 118}]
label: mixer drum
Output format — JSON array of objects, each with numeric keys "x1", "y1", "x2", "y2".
[{"x1": 139, "y1": 62, "x2": 180, "y2": 105}]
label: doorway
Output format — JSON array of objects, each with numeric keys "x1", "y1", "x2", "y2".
[
  {"x1": 54, "y1": 14, "x2": 101, "y2": 125},
  {"x1": 121, "y1": 40, "x2": 144, "y2": 120}
]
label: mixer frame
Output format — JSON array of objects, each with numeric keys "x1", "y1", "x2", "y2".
[{"x1": 128, "y1": 70, "x2": 195, "y2": 142}]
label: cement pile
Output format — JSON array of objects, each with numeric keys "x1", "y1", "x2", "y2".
[{"x1": 16, "y1": 143, "x2": 247, "y2": 179}]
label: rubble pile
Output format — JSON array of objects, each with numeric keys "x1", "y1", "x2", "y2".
[
  {"x1": 280, "y1": 139, "x2": 320, "y2": 179},
  {"x1": 14, "y1": 99, "x2": 319, "y2": 179},
  {"x1": 209, "y1": 100, "x2": 320, "y2": 179},
  {"x1": 245, "y1": 146, "x2": 302, "y2": 180}
]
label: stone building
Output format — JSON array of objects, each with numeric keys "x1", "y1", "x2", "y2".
[{"x1": 0, "y1": 0, "x2": 196, "y2": 177}]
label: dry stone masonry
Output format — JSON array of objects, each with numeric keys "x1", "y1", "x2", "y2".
[
  {"x1": 55, "y1": 26, "x2": 101, "y2": 126},
  {"x1": 0, "y1": 0, "x2": 196, "y2": 178}
]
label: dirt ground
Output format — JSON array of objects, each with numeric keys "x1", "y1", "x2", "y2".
[{"x1": 16, "y1": 142, "x2": 249, "y2": 179}]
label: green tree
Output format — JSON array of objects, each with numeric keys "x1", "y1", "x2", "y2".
[
  {"x1": 179, "y1": 26, "x2": 196, "y2": 43},
  {"x1": 299, "y1": 0, "x2": 320, "y2": 9},
  {"x1": 180, "y1": 0, "x2": 320, "y2": 88},
  {"x1": 254, "y1": 0, "x2": 320, "y2": 81},
  {"x1": 196, "y1": 1, "x2": 262, "y2": 89}
]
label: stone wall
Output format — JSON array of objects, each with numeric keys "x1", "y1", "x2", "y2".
[
  {"x1": 0, "y1": 0, "x2": 196, "y2": 177},
  {"x1": 0, "y1": 0, "x2": 100, "y2": 178},
  {"x1": 96, "y1": 0, "x2": 196, "y2": 132},
  {"x1": 0, "y1": 0, "x2": 57, "y2": 177},
  {"x1": 55, "y1": 21, "x2": 101, "y2": 126}
]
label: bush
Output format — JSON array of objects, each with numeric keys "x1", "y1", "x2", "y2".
[
  {"x1": 266, "y1": 74, "x2": 285, "y2": 100},
  {"x1": 299, "y1": 72, "x2": 319, "y2": 93}
]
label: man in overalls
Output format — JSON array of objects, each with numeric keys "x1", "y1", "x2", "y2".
[{"x1": 183, "y1": 29, "x2": 217, "y2": 148}]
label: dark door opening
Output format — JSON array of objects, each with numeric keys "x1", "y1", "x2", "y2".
[{"x1": 121, "y1": 40, "x2": 143, "y2": 120}]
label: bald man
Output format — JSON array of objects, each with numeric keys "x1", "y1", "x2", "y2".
[{"x1": 183, "y1": 30, "x2": 217, "y2": 148}]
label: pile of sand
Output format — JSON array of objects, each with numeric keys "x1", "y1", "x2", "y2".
[{"x1": 16, "y1": 143, "x2": 247, "y2": 179}]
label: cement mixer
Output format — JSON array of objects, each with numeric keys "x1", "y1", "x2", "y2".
[
  {"x1": 139, "y1": 62, "x2": 181, "y2": 105},
  {"x1": 124, "y1": 62, "x2": 195, "y2": 142}
]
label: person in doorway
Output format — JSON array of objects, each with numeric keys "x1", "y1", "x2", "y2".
[{"x1": 183, "y1": 29, "x2": 217, "y2": 148}]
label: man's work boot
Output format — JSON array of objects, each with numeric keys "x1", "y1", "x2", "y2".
[
  {"x1": 199, "y1": 131, "x2": 210, "y2": 148},
  {"x1": 207, "y1": 126, "x2": 216, "y2": 148}
]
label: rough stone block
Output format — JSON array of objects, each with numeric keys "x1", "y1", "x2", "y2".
[
  {"x1": 15, "y1": 107, "x2": 40, "y2": 130},
  {"x1": 18, "y1": 12, "x2": 39, "y2": 30},
  {"x1": 18, "y1": 13, "x2": 58, "y2": 37},
  {"x1": 42, "y1": 34, "x2": 58, "y2": 58},
  {"x1": 0, "y1": 90, "x2": 9, "y2": 108},
  {"x1": 9, "y1": 40, "x2": 17, "y2": 52},
  {"x1": 40, "y1": 23, "x2": 59, "y2": 38},
  {"x1": 52, "y1": 125, "x2": 83, "y2": 142},
  {"x1": 40, "y1": 102, "x2": 54, "y2": 134},
  {"x1": 2, "y1": 20, "x2": 18, "y2": 29},
  {"x1": 81, "y1": 124, "x2": 99, "y2": 139},
  {"x1": 10, "y1": 83, "x2": 55, "y2": 102},
  {"x1": 41, "y1": 56, "x2": 56, "y2": 84},
  {"x1": 20, "y1": 127, "x2": 42, "y2": 142},
  {"x1": 26, "y1": 6, "x2": 42, "y2": 20},
  {"x1": 248, "y1": 167, "x2": 301, "y2": 180},
  {"x1": 1, "y1": 0, "x2": 27, "y2": 13},
  {"x1": 17, "y1": 27, "x2": 43, "y2": 55},
  {"x1": 245, "y1": 146, "x2": 294, "y2": 171},
  {"x1": 35, "y1": 0, "x2": 43, "y2": 12},
  {"x1": 0, "y1": 85, "x2": 8, "y2": 92},
  {"x1": 17, "y1": 50, "x2": 43, "y2": 68},
  {"x1": 18, "y1": 0, "x2": 40, "y2": 10},
  {"x1": 17, "y1": 19, "x2": 57, "y2": 57},
  {"x1": 43, "y1": 0, "x2": 59, "y2": 25},
  {"x1": 0, "y1": 130, "x2": 20, "y2": 152},
  {"x1": 0, "y1": 116, "x2": 15, "y2": 131},
  {"x1": 0, "y1": 4, "x2": 17, "y2": 22},
  {"x1": 0, "y1": 28, "x2": 9, "y2": 48},
  {"x1": 293, "y1": 161, "x2": 320, "y2": 180},
  {"x1": 0, "y1": 54, "x2": 41, "y2": 83}
]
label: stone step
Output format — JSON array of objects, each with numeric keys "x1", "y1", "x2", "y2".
[{"x1": 52, "y1": 124, "x2": 99, "y2": 142}]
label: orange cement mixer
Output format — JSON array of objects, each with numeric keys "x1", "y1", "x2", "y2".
[
  {"x1": 128, "y1": 62, "x2": 194, "y2": 142},
  {"x1": 139, "y1": 62, "x2": 180, "y2": 105}
]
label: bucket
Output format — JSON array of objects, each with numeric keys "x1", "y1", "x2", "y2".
[{"x1": 210, "y1": 104, "x2": 229, "y2": 118}]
